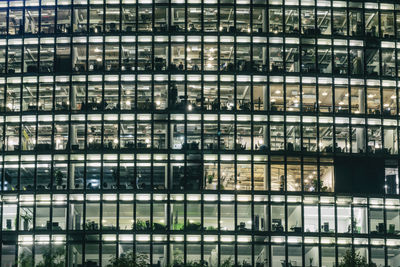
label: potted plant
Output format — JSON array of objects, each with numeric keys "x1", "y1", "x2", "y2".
[
  {"x1": 135, "y1": 219, "x2": 147, "y2": 231},
  {"x1": 108, "y1": 251, "x2": 149, "y2": 267},
  {"x1": 221, "y1": 257, "x2": 233, "y2": 267},
  {"x1": 35, "y1": 247, "x2": 65, "y2": 267},
  {"x1": 153, "y1": 222, "x2": 166, "y2": 231},
  {"x1": 338, "y1": 249, "x2": 375, "y2": 267},
  {"x1": 173, "y1": 222, "x2": 184, "y2": 230},
  {"x1": 312, "y1": 179, "x2": 329, "y2": 192},
  {"x1": 171, "y1": 248, "x2": 184, "y2": 267},
  {"x1": 185, "y1": 261, "x2": 207, "y2": 267},
  {"x1": 186, "y1": 221, "x2": 201, "y2": 231},
  {"x1": 207, "y1": 174, "x2": 216, "y2": 190},
  {"x1": 20, "y1": 213, "x2": 33, "y2": 231},
  {"x1": 54, "y1": 170, "x2": 64, "y2": 189},
  {"x1": 18, "y1": 251, "x2": 33, "y2": 267}
]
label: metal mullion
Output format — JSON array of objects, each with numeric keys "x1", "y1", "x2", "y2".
[
  {"x1": 16, "y1": 118, "x2": 22, "y2": 191},
  {"x1": 165, "y1": 195, "x2": 170, "y2": 265},
  {"x1": 331, "y1": 78, "x2": 337, "y2": 155},
  {"x1": 366, "y1": 198, "x2": 372, "y2": 264},
  {"x1": 334, "y1": 197, "x2": 339, "y2": 267},
  {"x1": 217, "y1": 76, "x2": 221, "y2": 151},
  {"x1": 103, "y1": 0, "x2": 107, "y2": 35},
  {"x1": 50, "y1": 115, "x2": 56, "y2": 177},
  {"x1": 151, "y1": 2, "x2": 155, "y2": 36},
  {"x1": 81, "y1": 196, "x2": 87, "y2": 263},
  {"x1": 301, "y1": 204, "x2": 306, "y2": 267},
  {"x1": 395, "y1": 47, "x2": 400, "y2": 118},
  {"x1": 314, "y1": 3, "x2": 318, "y2": 39},
  {"x1": 22, "y1": 2, "x2": 27, "y2": 36},
  {"x1": 284, "y1": 196, "x2": 288, "y2": 265},
  {"x1": 249, "y1": 0, "x2": 254, "y2": 36},
  {"x1": 166, "y1": 108, "x2": 171, "y2": 191},
  {"x1": 33, "y1": 123, "x2": 39, "y2": 192},
  {"x1": 267, "y1": 236, "x2": 272, "y2": 267},
  {"x1": 99, "y1": 117, "x2": 106, "y2": 188},
  {"x1": 133, "y1": 115, "x2": 137, "y2": 192},
  {"x1": 150, "y1": 118, "x2": 154, "y2": 190},
  {"x1": 382, "y1": 195, "x2": 388, "y2": 267},
  {"x1": 149, "y1": 194, "x2": 154, "y2": 266},
  {"x1": 83, "y1": 113, "x2": 88, "y2": 191},
  {"x1": 116, "y1": 76, "x2": 122, "y2": 146},
  {"x1": 266, "y1": 121, "x2": 271, "y2": 192},
  {"x1": 250, "y1": 125, "x2": 254, "y2": 192},
  {"x1": 396, "y1": 10, "x2": 400, "y2": 41},
  {"x1": 133, "y1": 194, "x2": 137, "y2": 256},
  {"x1": 116, "y1": 116, "x2": 121, "y2": 184},
  {"x1": 363, "y1": 77, "x2": 367, "y2": 124},
  {"x1": 250, "y1": 205, "x2": 254, "y2": 267},
  {"x1": 379, "y1": 80, "x2": 384, "y2": 119},
  {"x1": 183, "y1": 197, "x2": 188, "y2": 264},
  {"x1": 318, "y1": 235, "x2": 322, "y2": 267},
  {"x1": 329, "y1": 3, "x2": 334, "y2": 40},
  {"x1": 199, "y1": 205, "x2": 204, "y2": 266},
  {"x1": 134, "y1": 72, "x2": 138, "y2": 141},
  {"x1": 298, "y1": 4, "x2": 302, "y2": 36},
  {"x1": 4, "y1": 36, "x2": 9, "y2": 74},
  {"x1": 65, "y1": 191, "x2": 71, "y2": 253},
  {"x1": 66, "y1": 113, "x2": 73, "y2": 194},
  {"x1": 217, "y1": 203, "x2": 221, "y2": 267},
  {"x1": 378, "y1": 6, "x2": 382, "y2": 39},
  {"x1": 48, "y1": 136, "x2": 56, "y2": 190},
  {"x1": 200, "y1": 194, "x2": 204, "y2": 262},
  {"x1": 0, "y1": 111, "x2": 4, "y2": 192},
  {"x1": 150, "y1": 73, "x2": 154, "y2": 140},
  {"x1": 348, "y1": 113, "x2": 357, "y2": 154},
  {"x1": 5, "y1": 1, "x2": 10, "y2": 38},
  {"x1": 365, "y1": 117, "x2": 370, "y2": 156},
  {"x1": 84, "y1": 5, "x2": 89, "y2": 69}
]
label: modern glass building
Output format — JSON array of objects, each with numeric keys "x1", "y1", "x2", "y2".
[{"x1": 2, "y1": 0, "x2": 400, "y2": 266}]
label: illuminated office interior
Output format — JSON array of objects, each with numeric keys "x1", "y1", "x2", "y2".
[{"x1": 1, "y1": 0, "x2": 400, "y2": 266}]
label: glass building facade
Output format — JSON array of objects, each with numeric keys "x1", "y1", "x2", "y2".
[{"x1": 2, "y1": 0, "x2": 400, "y2": 266}]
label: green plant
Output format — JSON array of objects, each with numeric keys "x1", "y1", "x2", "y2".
[
  {"x1": 54, "y1": 170, "x2": 64, "y2": 186},
  {"x1": 173, "y1": 222, "x2": 184, "y2": 230},
  {"x1": 170, "y1": 261, "x2": 207, "y2": 267},
  {"x1": 135, "y1": 219, "x2": 147, "y2": 230},
  {"x1": 84, "y1": 220, "x2": 99, "y2": 230},
  {"x1": 153, "y1": 222, "x2": 166, "y2": 230},
  {"x1": 207, "y1": 175, "x2": 213, "y2": 184},
  {"x1": 312, "y1": 179, "x2": 329, "y2": 192},
  {"x1": 35, "y1": 247, "x2": 65, "y2": 267},
  {"x1": 169, "y1": 248, "x2": 184, "y2": 267},
  {"x1": 108, "y1": 251, "x2": 149, "y2": 267},
  {"x1": 221, "y1": 257, "x2": 233, "y2": 267},
  {"x1": 339, "y1": 249, "x2": 376, "y2": 267},
  {"x1": 185, "y1": 221, "x2": 201, "y2": 231},
  {"x1": 18, "y1": 251, "x2": 33, "y2": 267},
  {"x1": 185, "y1": 261, "x2": 208, "y2": 267}
]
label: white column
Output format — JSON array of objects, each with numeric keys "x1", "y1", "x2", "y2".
[
  {"x1": 262, "y1": 9, "x2": 267, "y2": 32},
  {"x1": 356, "y1": 127, "x2": 365, "y2": 153},
  {"x1": 71, "y1": 85, "x2": 77, "y2": 110},
  {"x1": 384, "y1": 129, "x2": 394, "y2": 153},
  {"x1": 358, "y1": 87, "x2": 365, "y2": 113}
]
